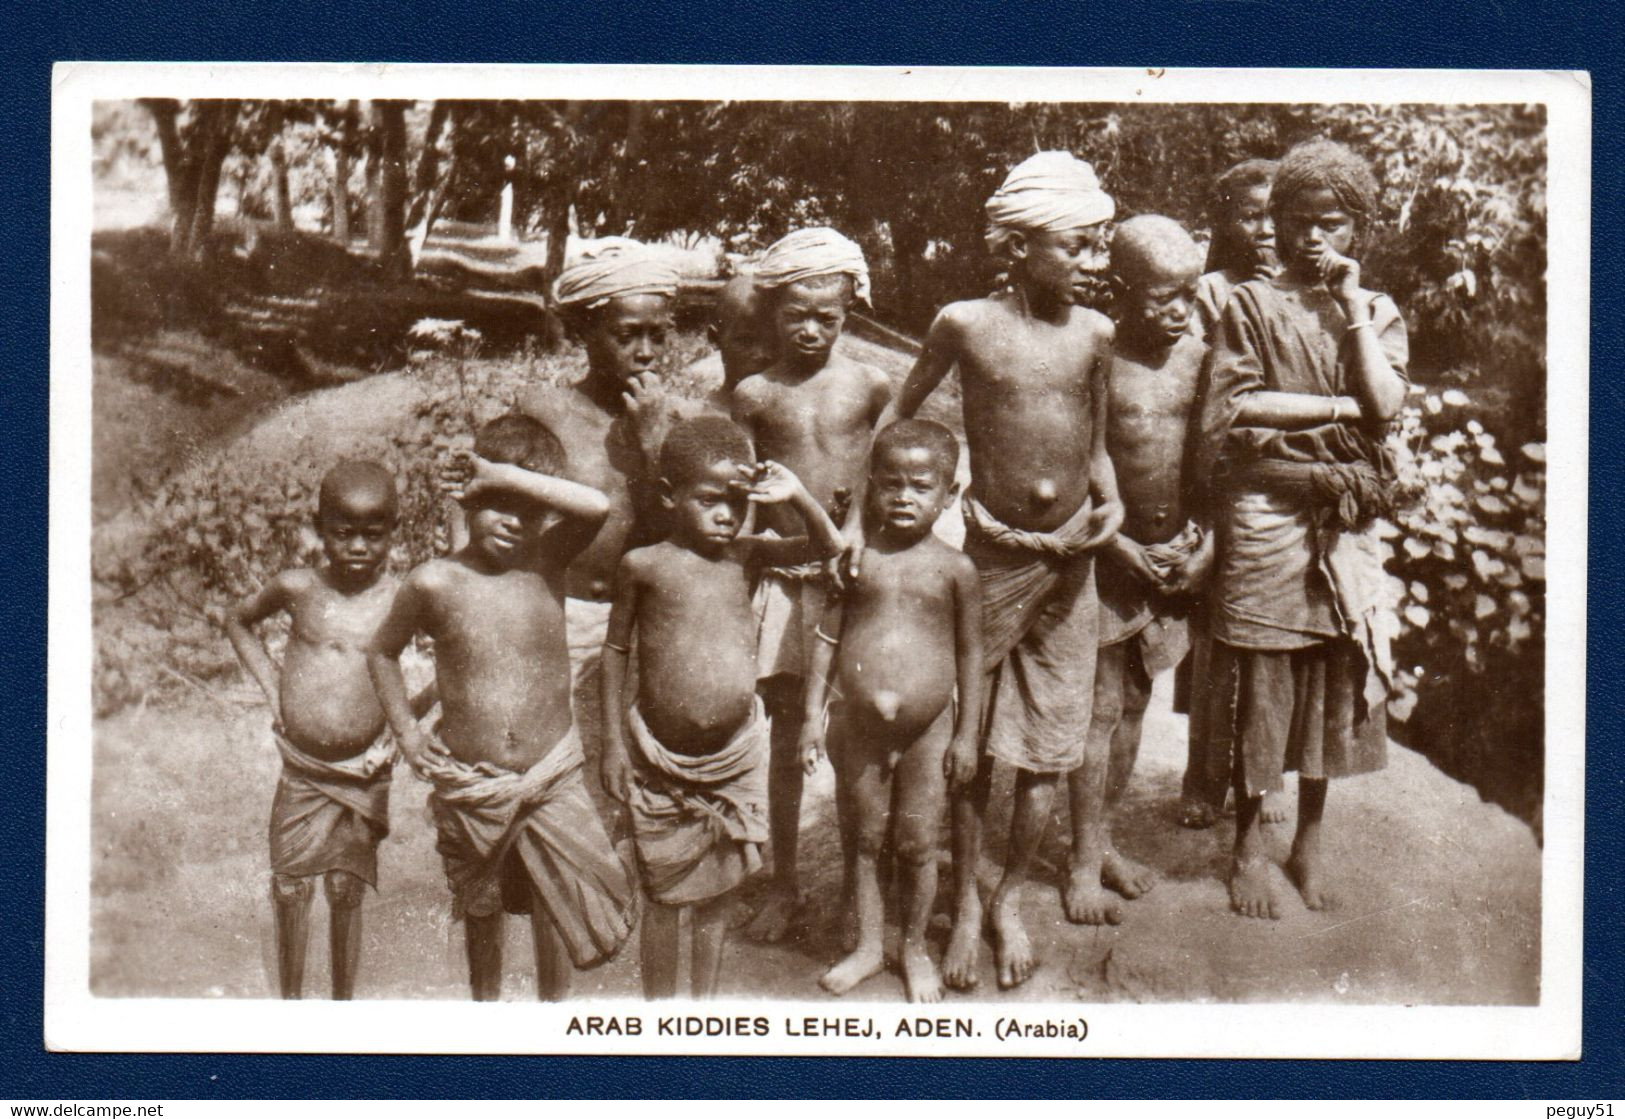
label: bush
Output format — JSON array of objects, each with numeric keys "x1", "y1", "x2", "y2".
[
  {"x1": 1382, "y1": 387, "x2": 1546, "y2": 829},
  {"x1": 91, "y1": 322, "x2": 712, "y2": 715}
]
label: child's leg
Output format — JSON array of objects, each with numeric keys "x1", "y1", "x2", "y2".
[
  {"x1": 464, "y1": 911, "x2": 505, "y2": 1000},
  {"x1": 827, "y1": 707, "x2": 861, "y2": 952},
  {"x1": 990, "y1": 768, "x2": 1061, "y2": 988},
  {"x1": 1101, "y1": 646, "x2": 1157, "y2": 899},
  {"x1": 892, "y1": 708, "x2": 952, "y2": 1004},
  {"x1": 941, "y1": 752, "x2": 991, "y2": 991},
  {"x1": 691, "y1": 893, "x2": 734, "y2": 998},
  {"x1": 1065, "y1": 642, "x2": 1125, "y2": 925},
  {"x1": 640, "y1": 901, "x2": 681, "y2": 999},
  {"x1": 528, "y1": 904, "x2": 571, "y2": 1001},
  {"x1": 323, "y1": 871, "x2": 366, "y2": 1000},
  {"x1": 1228, "y1": 648, "x2": 1288, "y2": 920},
  {"x1": 821, "y1": 715, "x2": 890, "y2": 996},
  {"x1": 749, "y1": 675, "x2": 806, "y2": 943},
  {"x1": 270, "y1": 874, "x2": 313, "y2": 999},
  {"x1": 1286, "y1": 777, "x2": 1331, "y2": 909}
]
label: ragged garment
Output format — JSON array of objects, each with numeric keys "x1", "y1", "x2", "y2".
[
  {"x1": 625, "y1": 697, "x2": 769, "y2": 906},
  {"x1": 961, "y1": 491, "x2": 1102, "y2": 774},
  {"x1": 1096, "y1": 520, "x2": 1204, "y2": 677},
  {"x1": 269, "y1": 729, "x2": 394, "y2": 885},
  {"x1": 422, "y1": 724, "x2": 636, "y2": 969}
]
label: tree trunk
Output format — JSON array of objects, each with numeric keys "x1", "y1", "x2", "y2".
[
  {"x1": 404, "y1": 100, "x2": 450, "y2": 232},
  {"x1": 331, "y1": 101, "x2": 357, "y2": 244},
  {"x1": 540, "y1": 198, "x2": 573, "y2": 349},
  {"x1": 183, "y1": 100, "x2": 239, "y2": 261},
  {"x1": 269, "y1": 136, "x2": 293, "y2": 230},
  {"x1": 139, "y1": 98, "x2": 198, "y2": 254},
  {"x1": 370, "y1": 100, "x2": 411, "y2": 280}
]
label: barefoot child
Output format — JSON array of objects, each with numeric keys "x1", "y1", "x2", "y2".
[
  {"x1": 368, "y1": 414, "x2": 637, "y2": 999},
  {"x1": 1195, "y1": 139, "x2": 1407, "y2": 919},
  {"x1": 800, "y1": 419, "x2": 983, "y2": 1003},
  {"x1": 225, "y1": 461, "x2": 433, "y2": 999},
  {"x1": 731, "y1": 227, "x2": 893, "y2": 941},
  {"x1": 865, "y1": 152, "x2": 1124, "y2": 989},
  {"x1": 523, "y1": 240, "x2": 682, "y2": 602},
  {"x1": 599, "y1": 416, "x2": 843, "y2": 997},
  {"x1": 1063, "y1": 216, "x2": 1214, "y2": 925},
  {"x1": 1180, "y1": 158, "x2": 1281, "y2": 830}
]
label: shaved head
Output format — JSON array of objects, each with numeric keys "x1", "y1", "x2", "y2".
[
  {"x1": 1110, "y1": 214, "x2": 1204, "y2": 291},
  {"x1": 715, "y1": 272, "x2": 764, "y2": 325},
  {"x1": 318, "y1": 460, "x2": 398, "y2": 524}
]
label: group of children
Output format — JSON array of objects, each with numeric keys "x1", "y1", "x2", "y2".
[{"x1": 227, "y1": 136, "x2": 1406, "y2": 1003}]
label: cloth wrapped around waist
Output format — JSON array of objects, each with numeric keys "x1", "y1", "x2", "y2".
[
  {"x1": 962, "y1": 490, "x2": 1102, "y2": 774},
  {"x1": 961, "y1": 489, "x2": 1098, "y2": 665},
  {"x1": 269, "y1": 729, "x2": 394, "y2": 882},
  {"x1": 1097, "y1": 521, "x2": 1203, "y2": 675},
  {"x1": 625, "y1": 697, "x2": 769, "y2": 905},
  {"x1": 421, "y1": 726, "x2": 636, "y2": 968},
  {"x1": 1226, "y1": 422, "x2": 1395, "y2": 529}
]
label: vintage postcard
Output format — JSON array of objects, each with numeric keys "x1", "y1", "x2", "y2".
[{"x1": 46, "y1": 64, "x2": 1588, "y2": 1057}]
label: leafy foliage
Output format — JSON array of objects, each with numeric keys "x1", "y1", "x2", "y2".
[{"x1": 1381, "y1": 388, "x2": 1546, "y2": 826}]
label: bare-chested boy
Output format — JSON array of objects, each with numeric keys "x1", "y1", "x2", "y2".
[
  {"x1": 521, "y1": 241, "x2": 682, "y2": 602},
  {"x1": 800, "y1": 419, "x2": 983, "y2": 1003},
  {"x1": 861, "y1": 152, "x2": 1124, "y2": 989},
  {"x1": 226, "y1": 461, "x2": 433, "y2": 999},
  {"x1": 600, "y1": 416, "x2": 842, "y2": 997},
  {"x1": 368, "y1": 414, "x2": 637, "y2": 1000},
  {"x1": 730, "y1": 227, "x2": 893, "y2": 941},
  {"x1": 1063, "y1": 216, "x2": 1215, "y2": 925}
]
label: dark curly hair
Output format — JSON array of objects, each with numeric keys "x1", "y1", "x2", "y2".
[
  {"x1": 659, "y1": 415, "x2": 754, "y2": 486},
  {"x1": 871, "y1": 418, "x2": 959, "y2": 481},
  {"x1": 1270, "y1": 139, "x2": 1380, "y2": 227},
  {"x1": 474, "y1": 412, "x2": 567, "y2": 476}
]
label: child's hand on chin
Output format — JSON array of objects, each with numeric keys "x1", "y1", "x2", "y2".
[{"x1": 1313, "y1": 246, "x2": 1363, "y2": 305}]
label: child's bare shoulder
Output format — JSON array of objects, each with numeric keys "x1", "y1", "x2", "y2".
[
  {"x1": 1069, "y1": 304, "x2": 1115, "y2": 339},
  {"x1": 402, "y1": 556, "x2": 462, "y2": 597}
]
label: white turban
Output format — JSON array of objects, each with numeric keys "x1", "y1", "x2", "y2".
[
  {"x1": 984, "y1": 151, "x2": 1116, "y2": 251},
  {"x1": 752, "y1": 227, "x2": 871, "y2": 307},
  {"x1": 552, "y1": 240, "x2": 680, "y2": 309}
]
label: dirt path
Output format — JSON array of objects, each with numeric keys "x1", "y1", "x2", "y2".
[{"x1": 91, "y1": 641, "x2": 1540, "y2": 1005}]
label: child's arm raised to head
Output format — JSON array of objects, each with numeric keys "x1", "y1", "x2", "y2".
[
  {"x1": 740, "y1": 460, "x2": 846, "y2": 567},
  {"x1": 598, "y1": 556, "x2": 639, "y2": 804},
  {"x1": 366, "y1": 574, "x2": 442, "y2": 768},
  {"x1": 944, "y1": 554, "x2": 986, "y2": 789},
  {"x1": 224, "y1": 572, "x2": 298, "y2": 718},
  {"x1": 798, "y1": 600, "x2": 843, "y2": 775},
  {"x1": 448, "y1": 452, "x2": 611, "y2": 526},
  {"x1": 1319, "y1": 249, "x2": 1408, "y2": 422}
]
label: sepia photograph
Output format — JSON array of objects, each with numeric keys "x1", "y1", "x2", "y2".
[{"x1": 47, "y1": 64, "x2": 1587, "y2": 1057}]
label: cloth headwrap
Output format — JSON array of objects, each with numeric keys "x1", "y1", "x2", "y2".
[
  {"x1": 984, "y1": 151, "x2": 1116, "y2": 251},
  {"x1": 752, "y1": 227, "x2": 871, "y2": 307},
  {"x1": 552, "y1": 240, "x2": 681, "y2": 310}
]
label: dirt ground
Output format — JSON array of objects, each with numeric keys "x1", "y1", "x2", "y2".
[{"x1": 90, "y1": 622, "x2": 1541, "y2": 1005}]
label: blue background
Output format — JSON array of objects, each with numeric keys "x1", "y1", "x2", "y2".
[{"x1": 6, "y1": 0, "x2": 1619, "y2": 1099}]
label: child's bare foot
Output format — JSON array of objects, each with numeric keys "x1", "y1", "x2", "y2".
[
  {"x1": 1260, "y1": 793, "x2": 1289, "y2": 825},
  {"x1": 746, "y1": 885, "x2": 803, "y2": 943},
  {"x1": 1101, "y1": 849, "x2": 1157, "y2": 899},
  {"x1": 1287, "y1": 838, "x2": 1334, "y2": 911},
  {"x1": 819, "y1": 944, "x2": 884, "y2": 996},
  {"x1": 1228, "y1": 856, "x2": 1280, "y2": 920},
  {"x1": 941, "y1": 891, "x2": 983, "y2": 990},
  {"x1": 1178, "y1": 798, "x2": 1219, "y2": 829},
  {"x1": 1063, "y1": 861, "x2": 1124, "y2": 925},
  {"x1": 901, "y1": 944, "x2": 944, "y2": 1004},
  {"x1": 990, "y1": 889, "x2": 1037, "y2": 989}
]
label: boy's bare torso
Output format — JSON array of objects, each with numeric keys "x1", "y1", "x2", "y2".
[
  {"x1": 406, "y1": 555, "x2": 574, "y2": 771},
  {"x1": 520, "y1": 384, "x2": 641, "y2": 601},
  {"x1": 623, "y1": 540, "x2": 759, "y2": 756},
  {"x1": 1107, "y1": 331, "x2": 1206, "y2": 544},
  {"x1": 276, "y1": 570, "x2": 399, "y2": 761},
  {"x1": 944, "y1": 294, "x2": 1111, "y2": 531},
  {"x1": 838, "y1": 535, "x2": 970, "y2": 737},
  {"x1": 733, "y1": 353, "x2": 889, "y2": 535}
]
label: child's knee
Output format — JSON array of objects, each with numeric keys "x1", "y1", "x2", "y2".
[
  {"x1": 893, "y1": 821, "x2": 938, "y2": 869},
  {"x1": 853, "y1": 814, "x2": 889, "y2": 858},
  {"x1": 1091, "y1": 684, "x2": 1126, "y2": 728},
  {"x1": 271, "y1": 874, "x2": 313, "y2": 905},
  {"x1": 324, "y1": 871, "x2": 367, "y2": 909}
]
